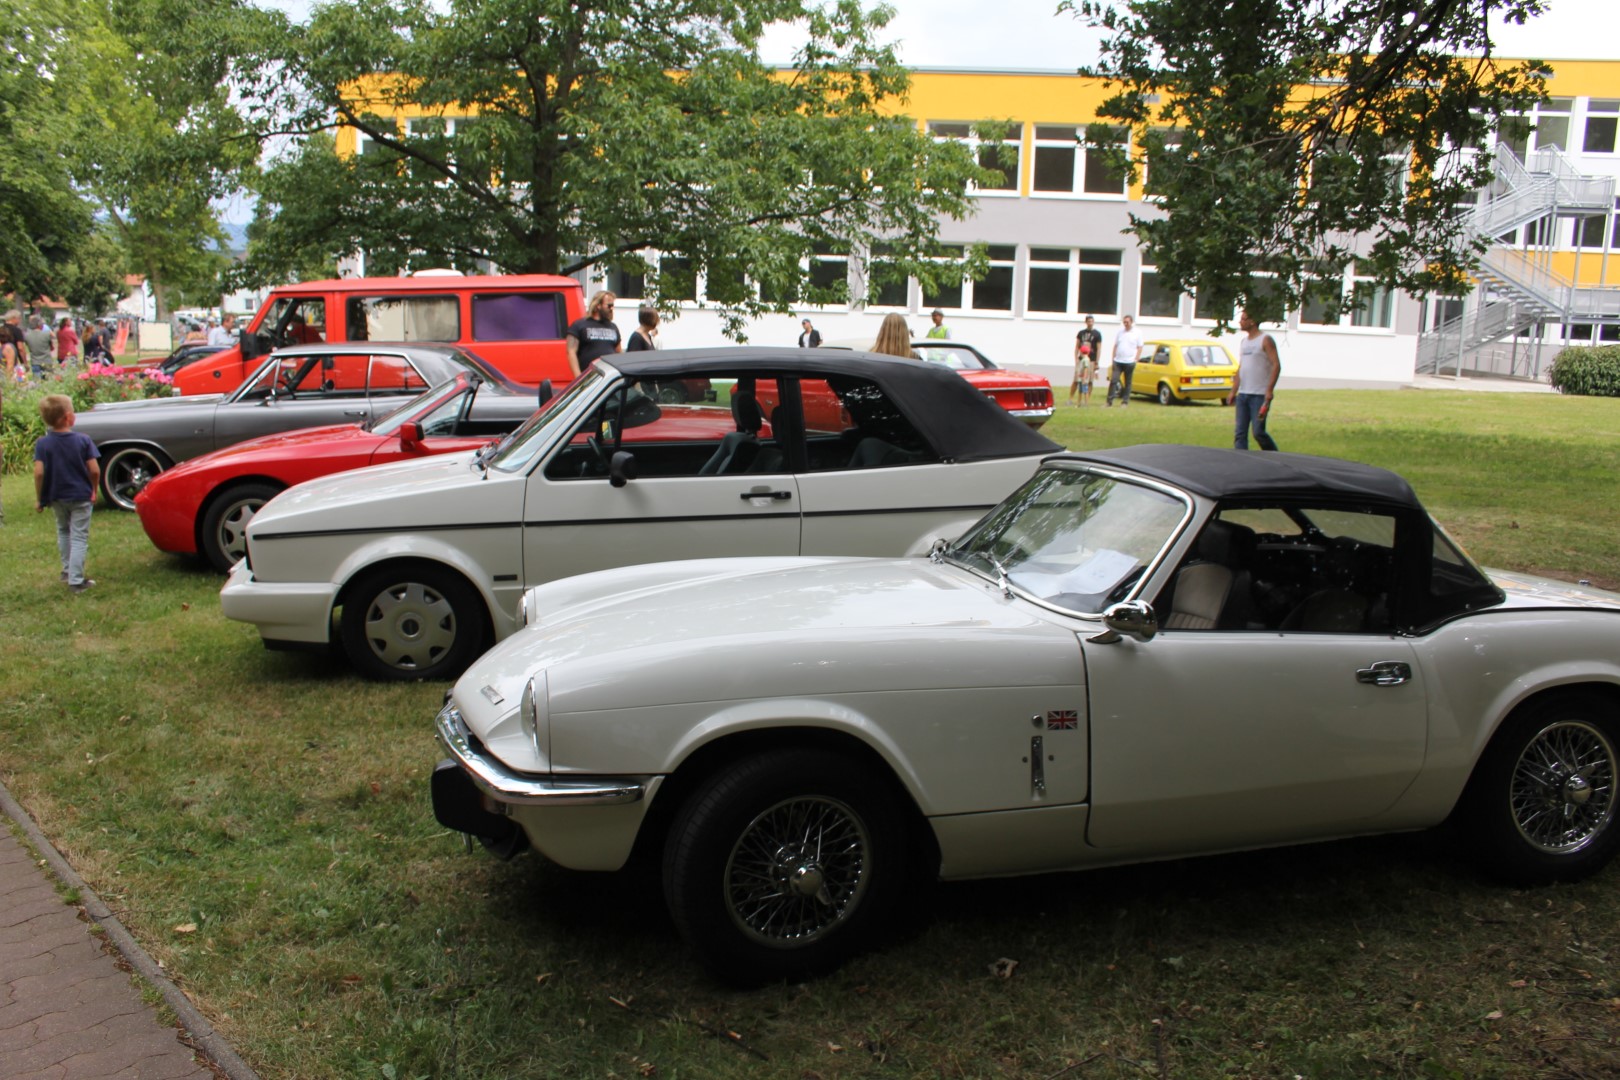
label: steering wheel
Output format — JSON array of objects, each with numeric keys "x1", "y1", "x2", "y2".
[
  {"x1": 275, "y1": 372, "x2": 296, "y2": 399},
  {"x1": 585, "y1": 434, "x2": 612, "y2": 473}
]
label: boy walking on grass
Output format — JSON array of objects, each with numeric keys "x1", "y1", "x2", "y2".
[{"x1": 33, "y1": 394, "x2": 101, "y2": 592}]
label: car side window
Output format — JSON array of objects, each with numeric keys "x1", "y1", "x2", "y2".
[
  {"x1": 541, "y1": 377, "x2": 780, "y2": 481},
  {"x1": 799, "y1": 376, "x2": 938, "y2": 472},
  {"x1": 367, "y1": 354, "x2": 430, "y2": 395},
  {"x1": 1158, "y1": 505, "x2": 1399, "y2": 633}
]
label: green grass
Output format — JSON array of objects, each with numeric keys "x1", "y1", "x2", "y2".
[{"x1": 2, "y1": 388, "x2": 1619, "y2": 1079}]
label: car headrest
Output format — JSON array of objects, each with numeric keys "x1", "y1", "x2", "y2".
[
  {"x1": 732, "y1": 390, "x2": 763, "y2": 434},
  {"x1": 1198, "y1": 519, "x2": 1256, "y2": 564}
]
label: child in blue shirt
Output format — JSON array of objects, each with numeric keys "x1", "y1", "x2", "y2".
[{"x1": 33, "y1": 394, "x2": 101, "y2": 592}]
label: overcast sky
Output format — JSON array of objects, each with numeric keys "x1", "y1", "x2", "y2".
[{"x1": 257, "y1": 0, "x2": 1620, "y2": 66}]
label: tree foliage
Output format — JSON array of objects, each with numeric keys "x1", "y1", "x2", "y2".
[
  {"x1": 1066, "y1": 0, "x2": 1550, "y2": 324},
  {"x1": 233, "y1": 0, "x2": 990, "y2": 335},
  {"x1": 55, "y1": 227, "x2": 129, "y2": 317},
  {"x1": 0, "y1": 0, "x2": 95, "y2": 303}
]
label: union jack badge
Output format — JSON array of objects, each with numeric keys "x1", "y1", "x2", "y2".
[{"x1": 1045, "y1": 710, "x2": 1079, "y2": 731}]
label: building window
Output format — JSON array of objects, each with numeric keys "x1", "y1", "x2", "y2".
[
  {"x1": 1026, "y1": 247, "x2": 1071, "y2": 313},
  {"x1": 972, "y1": 245, "x2": 1016, "y2": 312},
  {"x1": 1031, "y1": 125, "x2": 1080, "y2": 195},
  {"x1": 1533, "y1": 98, "x2": 1573, "y2": 153},
  {"x1": 1583, "y1": 99, "x2": 1620, "y2": 155},
  {"x1": 921, "y1": 244, "x2": 965, "y2": 310},
  {"x1": 1082, "y1": 127, "x2": 1130, "y2": 196},
  {"x1": 929, "y1": 121, "x2": 1020, "y2": 194},
  {"x1": 1138, "y1": 268, "x2": 1182, "y2": 319},
  {"x1": 1575, "y1": 202, "x2": 1618, "y2": 249},
  {"x1": 1077, "y1": 249, "x2": 1122, "y2": 314},
  {"x1": 1296, "y1": 263, "x2": 1393, "y2": 329},
  {"x1": 861, "y1": 243, "x2": 910, "y2": 309}
]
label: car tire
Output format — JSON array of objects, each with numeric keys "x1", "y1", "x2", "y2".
[
  {"x1": 199, "y1": 482, "x2": 281, "y2": 573},
  {"x1": 102, "y1": 446, "x2": 171, "y2": 511},
  {"x1": 662, "y1": 748, "x2": 910, "y2": 986},
  {"x1": 340, "y1": 564, "x2": 486, "y2": 682},
  {"x1": 1157, "y1": 383, "x2": 1177, "y2": 406},
  {"x1": 653, "y1": 381, "x2": 688, "y2": 405},
  {"x1": 1459, "y1": 691, "x2": 1620, "y2": 885}
]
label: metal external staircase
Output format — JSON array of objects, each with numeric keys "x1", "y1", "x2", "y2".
[{"x1": 1417, "y1": 145, "x2": 1620, "y2": 378}]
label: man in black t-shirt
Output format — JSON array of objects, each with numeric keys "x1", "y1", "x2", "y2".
[{"x1": 565, "y1": 291, "x2": 623, "y2": 376}]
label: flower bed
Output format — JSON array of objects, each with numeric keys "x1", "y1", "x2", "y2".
[{"x1": 2, "y1": 363, "x2": 174, "y2": 474}]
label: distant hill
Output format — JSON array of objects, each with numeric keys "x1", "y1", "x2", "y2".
[{"x1": 218, "y1": 222, "x2": 250, "y2": 256}]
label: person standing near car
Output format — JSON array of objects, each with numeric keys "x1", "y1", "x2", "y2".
[
  {"x1": 565, "y1": 290, "x2": 622, "y2": 376},
  {"x1": 34, "y1": 394, "x2": 101, "y2": 593},
  {"x1": 2, "y1": 311, "x2": 29, "y2": 381},
  {"x1": 798, "y1": 317, "x2": 821, "y2": 348},
  {"x1": 209, "y1": 314, "x2": 237, "y2": 347},
  {"x1": 24, "y1": 315, "x2": 56, "y2": 378},
  {"x1": 56, "y1": 317, "x2": 79, "y2": 365},
  {"x1": 1233, "y1": 309, "x2": 1281, "y2": 451},
  {"x1": 1105, "y1": 314, "x2": 1143, "y2": 407},
  {"x1": 925, "y1": 309, "x2": 951, "y2": 340},
  {"x1": 1070, "y1": 315, "x2": 1103, "y2": 406},
  {"x1": 626, "y1": 306, "x2": 660, "y2": 351}
]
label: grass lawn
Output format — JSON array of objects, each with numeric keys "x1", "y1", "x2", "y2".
[{"x1": 2, "y1": 387, "x2": 1619, "y2": 1079}]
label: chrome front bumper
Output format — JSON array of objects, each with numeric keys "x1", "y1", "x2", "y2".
[{"x1": 434, "y1": 704, "x2": 646, "y2": 807}]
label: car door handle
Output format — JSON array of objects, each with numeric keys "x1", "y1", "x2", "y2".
[
  {"x1": 1356, "y1": 661, "x2": 1412, "y2": 686},
  {"x1": 342, "y1": 409, "x2": 369, "y2": 418},
  {"x1": 741, "y1": 490, "x2": 793, "y2": 501}
]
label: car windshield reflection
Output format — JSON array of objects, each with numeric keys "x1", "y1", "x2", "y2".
[
  {"x1": 370, "y1": 375, "x2": 472, "y2": 436},
  {"x1": 487, "y1": 367, "x2": 607, "y2": 473},
  {"x1": 948, "y1": 465, "x2": 1189, "y2": 613}
]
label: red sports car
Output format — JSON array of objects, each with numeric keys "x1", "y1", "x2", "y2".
[
  {"x1": 135, "y1": 374, "x2": 541, "y2": 571},
  {"x1": 910, "y1": 342, "x2": 1054, "y2": 428}
]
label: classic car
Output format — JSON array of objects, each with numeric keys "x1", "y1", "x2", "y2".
[
  {"x1": 134, "y1": 373, "x2": 543, "y2": 572},
  {"x1": 76, "y1": 343, "x2": 526, "y2": 510},
  {"x1": 430, "y1": 444, "x2": 1620, "y2": 985},
  {"x1": 220, "y1": 348, "x2": 1060, "y2": 680},
  {"x1": 824, "y1": 338, "x2": 1054, "y2": 428},
  {"x1": 148, "y1": 341, "x2": 229, "y2": 379},
  {"x1": 1127, "y1": 339, "x2": 1240, "y2": 405}
]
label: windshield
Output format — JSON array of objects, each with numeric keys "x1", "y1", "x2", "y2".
[
  {"x1": 487, "y1": 367, "x2": 607, "y2": 473},
  {"x1": 914, "y1": 344, "x2": 993, "y2": 370},
  {"x1": 1183, "y1": 345, "x2": 1232, "y2": 368},
  {"x1": 948, "y1": 465, "x2": 1190, "y2": 613},
  {"x1": 370, "y1": 376, "x2": 471, "y2": 436}
]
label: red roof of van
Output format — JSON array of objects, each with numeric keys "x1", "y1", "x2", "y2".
[{"x1": 271, "y1": 274, "x2": 580, "y2": 293}]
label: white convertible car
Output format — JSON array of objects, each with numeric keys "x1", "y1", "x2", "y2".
[
  {"x1": 221, "y1": 349, "x2": 1058, "y2": 679},
  {"x1": 430, "y1": 444, "x2": 1620, "y2": 984}
]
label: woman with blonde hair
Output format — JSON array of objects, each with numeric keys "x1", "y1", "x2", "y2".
[{"x1": 869, "y1": 313, "x2": 918, "y2": 359}]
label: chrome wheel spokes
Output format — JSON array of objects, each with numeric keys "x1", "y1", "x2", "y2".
[
  {"x1": 725, "y1": 796, "x2": 870, "y2": 948},
  {"x1": 1511, "y1": 720, "x2": 1616, "y2": 854}
]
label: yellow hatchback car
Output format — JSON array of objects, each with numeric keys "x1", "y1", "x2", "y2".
[{"x1": 1128, "y1": 340, "x2": 1238, "y2": 405}]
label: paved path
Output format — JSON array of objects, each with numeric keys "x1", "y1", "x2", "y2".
[{"x1": 1, "y1": 787, "x2": 254, "y2": 1080}]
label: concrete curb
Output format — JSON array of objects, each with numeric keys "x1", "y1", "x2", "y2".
[{"x1": 0, "y1": 780, "x2": 260, "y2": 1080}]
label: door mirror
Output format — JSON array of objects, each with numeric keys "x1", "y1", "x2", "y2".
[
  {"x1": 399, "y1": 421, "x2": 423, "y2": 450},
  {"x1": 1088, "y1": 600, "x2": 1158, "y2": 644},
  {"x1": 608, "y1": 450, "x2": 637, "y2": 488},
  {"x1": 241, "y1": 330, "x2": 267, "y2": 362}
]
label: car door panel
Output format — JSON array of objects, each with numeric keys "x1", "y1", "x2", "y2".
[
  {"x1": 797, "y1": 457, "x2": 1038, "y2": 557},
  {"x1": 1082, "y1": 631, "x2": 1427, "y2": 853}
]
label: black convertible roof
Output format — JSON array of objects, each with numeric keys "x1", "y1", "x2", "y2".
[
  {"x1": 604, "y1": 347, "x2": 1062, "y2": 462},
  {"x1": 1058, "y1": 444, "x2": 1421, "y2": 507}
]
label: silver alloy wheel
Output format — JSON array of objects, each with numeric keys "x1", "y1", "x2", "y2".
[
  {"x1": 361, "y1": 581, "x2": 458, "y2": 672},
  {"x1": 1158, "y1": 383, "x2": 1175, "y2": 406},
  {"x1": 214, "y1": 497, "x2": 263, "y2": 564},
  {"x1": 724, "y1": 795, "x2": 870, "y2": 948},
  {"x1": 1510, "y1": 719, "x2": 1617, "y2": 854},
  {"x1": 104, "y1": 447, "x2": 164, "y2": 511}
]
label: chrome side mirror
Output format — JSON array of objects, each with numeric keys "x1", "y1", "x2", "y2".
[{"x1": 1088, "y1": 600, "x2": 1158, "y2": 644}]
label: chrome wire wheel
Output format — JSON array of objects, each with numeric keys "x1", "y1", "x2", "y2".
[
  {"x1": 1510, "y1": 720, "x2": 1616, "y2": 855},
  {"x1": 362, "y1": 581, "x2": 458, "y2": 672},
  {"x1": 724, "y1": 795, "x2": 871, "y2": 948}
]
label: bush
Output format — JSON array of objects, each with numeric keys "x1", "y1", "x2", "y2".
[
  {"x1": 1548, "y1": 345, "x2": 1620, "y2": 397},
  {"x1": 2, "y1": 363, "x2": 174, "y2": 474}
]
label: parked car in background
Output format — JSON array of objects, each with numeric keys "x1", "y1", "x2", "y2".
[
  {"x1": 135, "y1": 373, "x2": 544, "y2": 571},
  {"x1": 76, "y1": 343, "x2": 526, "y2": 510},
  {"x1": 148, "y1": 342, "x2": 229, "y2": 379},
  {"x1": 431, "y1": 443, "x2": 1620, "y2": 985},
  {"x1": 170, "y1": 274, "x2": 585, "y2": 396},
  {"x1": 1128, "y1": 339, "x2": 1239, "y2": 405},
  {"x1": 825, "y1": 339, "x2": 1054, "y2": 428},
  {"x1": 221, "y1": 348, "x2": 1060, "y2": 680}
]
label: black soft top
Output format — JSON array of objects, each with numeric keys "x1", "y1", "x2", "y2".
[
  {"x1": 1059, "y1": 444, "x2": 1421, "y2": 508},
  {"x1": 604, "y1": 347, "x2": 1061, "y2": 462}
]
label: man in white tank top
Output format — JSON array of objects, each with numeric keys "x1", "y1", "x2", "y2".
[{"x1": 1233, "y1": 309, "x2": 1280, "y2": 450}]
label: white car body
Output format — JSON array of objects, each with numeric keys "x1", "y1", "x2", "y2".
[
  {"x1": 221, "y1": 348, "x2": 1059, "y2": 679},
  {"x1": 430, "y1": 445, "x2": 1620, "y2": 983}
]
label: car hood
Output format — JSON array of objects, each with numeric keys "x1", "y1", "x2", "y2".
[
  {"x1": 165, "y1": 423, "x2": 373, "y2": 473},
  {"x1": 87, "y1": 393, "x2": 225, "y2": 413},
  {"x1": 248, "y1": 450, "x2": 488, "y2": 533},
  {"x1": 1489, "y1": 568, "x2": 1620, "y2": 611},
  {"x1": 453, "y1": 556, "x2": 1081, "y2": 766}
]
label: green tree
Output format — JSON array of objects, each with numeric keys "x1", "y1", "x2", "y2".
[
  {"x1": 55, "y1": 228, "x2": 129, "y2": 317},
  {"x1": 0, "y1": 0, "x2": 95, "y2": 303},
  {"x1": 1066, "y1": 0, "x2": 1549, "y2": 324},
  {"x1": 68, "y1": 0, "x2": 257, "y2": 318},
  {"x1": 234, "y1": 0, "x2": 989, "y2": 335}
]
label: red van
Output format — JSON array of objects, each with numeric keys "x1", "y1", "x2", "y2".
[{"x1": 174, "y1": 274, "x2": 585, "y2": 395}]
